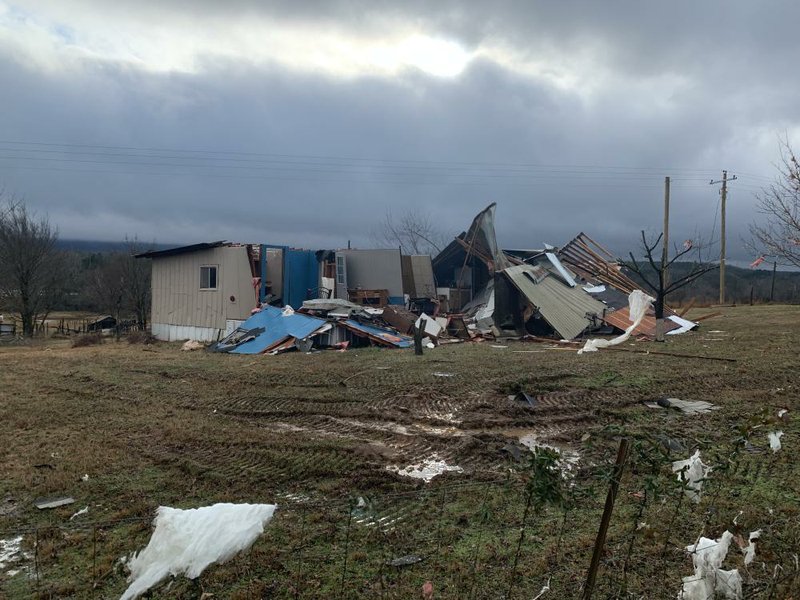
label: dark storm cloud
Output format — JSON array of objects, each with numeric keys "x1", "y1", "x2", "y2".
[{"x1": 1, "y1": 1, "x2": 799, "y2": 259}]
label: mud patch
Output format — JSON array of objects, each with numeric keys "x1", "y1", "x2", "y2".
[{"x1": 387, "y1": 454, "x2": 464, "y2": 482}]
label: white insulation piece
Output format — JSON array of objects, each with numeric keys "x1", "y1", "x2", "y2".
[
  {"x1": 679, "y1": 531, "x2": 742, "y2": 599},
  {"x1": 579, "y1": 290, "x2": 654, "y2": 354},
  {"x1": 672, "y1": 450, "x2": 712, "y2": 503},
  {"x1": 121, "y1": 503, "x2": 277, "y2": 600},
  {"x1": 768, "y1": 431, "x2": 783, "y2": 453}
]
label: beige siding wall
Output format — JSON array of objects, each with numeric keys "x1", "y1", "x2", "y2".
[
  {"x1": 151, "y1": 246, "x2": 256, "y2": 336},
  {"x1": 222, "y1": 247, "x2": 259, "y2": 320}
]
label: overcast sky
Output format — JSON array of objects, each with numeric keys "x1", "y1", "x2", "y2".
[{"x1": 1, "y1": 1, "x2": 798, "y2": 260}]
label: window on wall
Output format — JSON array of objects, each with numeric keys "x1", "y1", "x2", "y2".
[
  {"x1": 200, "y1": 265, "x2": 218, "y2": 290},
  {"x1": 335, "y1": 256, "x2": 346, "y2": 285}
]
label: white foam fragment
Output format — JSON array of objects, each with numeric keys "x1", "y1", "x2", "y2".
[
  {"x1": 715, "y1": 569, "x2": 743, "y2": 599},
  {"x1": 0, "y1": 536, "x2": 23, "y2": 572},
  {"x1": 69, "y1": 506, "x2": 89, "y2": 520},
  {"x1": 768, "y1": 431, "x2": 783, "y2": 452},
  {"x1": 387, "y1": 455, "x2": 463, "y2": 483},
  {"x1": 777, "y1": 408, "x2": 788, "y2": 418},
  {"x1": 672, "y1": 450, "x2": 712, "y2": 503},
  {"x1": 679, "y1": 531, "x2": 742, "y2": 599},
  {"x1": 120, "y1": 503, "x2": 277, "y2": 600},
  {"x1": 742, "y1": 530, "x2": 761, "y2": 566}
]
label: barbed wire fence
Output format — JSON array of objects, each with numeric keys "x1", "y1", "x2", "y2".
[{"x1": 1, "y1": 433, "x2": 798, "y2": 599}]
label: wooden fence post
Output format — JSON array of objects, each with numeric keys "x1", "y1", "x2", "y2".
[{"x1": 582, "y1": 438, "x2": 630, "y2": 599}]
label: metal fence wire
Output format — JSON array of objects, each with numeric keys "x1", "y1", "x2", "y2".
[{"x1": 1, "y1": 440, "x2": 798, "y2": 599}]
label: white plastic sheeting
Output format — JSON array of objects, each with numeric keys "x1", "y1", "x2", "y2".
[
  {"x1": 121, "y1": 503, "x2": 277, "y2": 600},
  {"x1": 679, "y1": 531, "x2": 742, "y2": 599},
  {"x1": 672, "y1": 450, "x2": 712, "y2": 503},
  {"x1": 768, "y1": 431, "x2": 783, "y2": 453},
  {"x1": 742, "y1": 530, "x2": 761, "y2": 566},
  {"x1": 666, "y1": 315, "x2": 697, "y2": 335},
  {"x1": 578, "y1": 290, "x2": 654, "y2": 354}
]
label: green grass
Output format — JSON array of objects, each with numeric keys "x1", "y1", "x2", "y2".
[{"x1": 1, "y1": 305, "x2": 798, "y2": 598}]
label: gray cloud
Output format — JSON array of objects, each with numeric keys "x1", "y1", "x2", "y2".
[{"x1": 1, "y1": 1, "x2": 798, "y2": 260}]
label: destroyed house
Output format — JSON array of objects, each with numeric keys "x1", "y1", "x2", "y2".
[
  {"x1": 433, "y1": 204, "x2": 607, "y2": 340},
  {"x1": 138, "y1": 242, "x2": 437, "y2": 342}
]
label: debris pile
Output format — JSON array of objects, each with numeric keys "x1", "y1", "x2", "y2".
[{"x1": 202, "y1": 204, "x2": 703, "y2": 356}]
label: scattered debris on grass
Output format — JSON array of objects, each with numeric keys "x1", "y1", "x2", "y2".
[
  {"x1": 121, "y1": 503, "x2": 277, "y2": 600},
  {"x1": 643, "y1": 397, "x2": 719, "y2": 415},
  {"x1": 34, "y1": 496, "x2": 75, "y2": 510},
  {"x1": 386, "y1": 455, "x2": 463, "y2": 482},
  {"x1": 768, "y1": 431, "x2": 783, "y2": 452},
  {"x1": 387, "y1": 555, "x2": 423, "y2": 567},
  {"x1": 672, "y1": 450, "x2": 711, "y2": 503},
  {"x1": 0, "y1": 536, "x2": 24, "y2": 575},
  {"x1": 739, "y1": 530, "x2": 761, "y2": 566},
  {"x1": 679, "y1": 530, "x2": 742, "y2": 599},
  {"x1": 432, "y1": 372, "x2": 454, "y2": 377},
  {"x1": 180, "y1": 340, "x2": 204, "y2": 352},
  {"x1": 578, "y1": 290, "x2": 655, "y2": 354},
  {"x1": 69, "y1": 506, "x2": 89, "y2": 520}
]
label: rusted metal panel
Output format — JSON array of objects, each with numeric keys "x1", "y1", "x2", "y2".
[{"x1": 601, "y1": 307, "x2": 680, "y2": 338}]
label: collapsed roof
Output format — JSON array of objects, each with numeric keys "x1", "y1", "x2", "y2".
[{"x1": 433, "y1": 204, "x2": 606, "y2": 340}]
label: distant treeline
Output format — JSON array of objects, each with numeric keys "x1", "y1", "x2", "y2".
[
  {"x1": 626, "y1": 262, "x2": 800, "y2": 306},
  {"x1": 53, "y1": 243, "x2": 800, "y2": 313}
]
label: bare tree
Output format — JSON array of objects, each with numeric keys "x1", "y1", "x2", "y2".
[
  {"x1": 749, "y1": 140, "x2": 800, "y2": 268},
  {"x1": 624, "y1": 231, "x2": 718, "y2": 339},
  {"x1": 121, "y1": 238, "x2": 152, "y2": 329},
  {"x1": 373, "y1": 209, "x2": 449, "y2": 255},
  {"x1": 87, "y1": 238, "x2": 152, "y2": 333},
  {"x1": 0, "y1": 197, "x2": 69, "y2": 336},
  {"x1": 87, "y1": 253, "x2": 126, "y2": 337}
]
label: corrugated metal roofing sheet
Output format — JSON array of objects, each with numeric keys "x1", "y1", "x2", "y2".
[
  {"x1": 340, "y1": 320, "x2": 414, "y2": 348},
  {"x1": 227, "y1": 306, "x2": 328, "y2": 354},
  {"x1": 503, "y1": 265, "x2": 607, "y2": 340}
]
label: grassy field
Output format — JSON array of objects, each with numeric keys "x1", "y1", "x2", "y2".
[{"x1": 1, "y1": 305, "x2": 798, "y2": 599}]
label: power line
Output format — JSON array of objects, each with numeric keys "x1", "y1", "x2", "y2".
[{"x1": 0, "y1": 139, "x2": 728, "y2": 175}]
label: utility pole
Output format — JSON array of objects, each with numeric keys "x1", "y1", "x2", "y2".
[
  {"x1": 656, "y1": 176, "x2": 670, "y2": 341},
  {"x1": 662, "y1": 176, "x2": 671, "y2": 288},
  {"x1": 710, "y1": 171, "x2": 737, "y2": 304},
  {"x1": 720, "y1": 170, "x2": 727, "y2": 305}
]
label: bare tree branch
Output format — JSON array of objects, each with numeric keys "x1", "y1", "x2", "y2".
[
  {"x1": 748, "y1": 138, "x2": 800, "y2": 268},
  {"x1": 372, "y1": 209, "x2": 450, "y2": 255},
  {"x1": 0, "y1": 195, "x2": 69, "y2": 336}
]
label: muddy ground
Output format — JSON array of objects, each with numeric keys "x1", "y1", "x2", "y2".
[{"x1": 0, "y1": 305, "x2": 798, "y2": 598}]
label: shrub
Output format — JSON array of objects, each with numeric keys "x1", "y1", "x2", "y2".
[
  {"x1": 71, "y1": 334, "x2": 104, "y2": 348},
  {"x1": 127, "y1": 331, "x2": 156, "y2": 345}
]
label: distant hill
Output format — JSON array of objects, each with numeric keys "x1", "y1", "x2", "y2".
[
  {"x1": 56, "y1": 239, "x2": 174, "y2": 253},
  {"x1": 626, "y1": 262, "x2": 800, "y2": 305}
]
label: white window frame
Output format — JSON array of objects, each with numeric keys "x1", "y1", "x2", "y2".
[{"x1": 200, "y1": 265, "x2": 219, "y2": 290}]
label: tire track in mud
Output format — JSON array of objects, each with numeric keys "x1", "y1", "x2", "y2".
[{"x1": 165, "y1": 367, "x2": 622, "y2": 491}]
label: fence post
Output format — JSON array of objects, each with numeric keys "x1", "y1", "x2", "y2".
[
  {"x1": 92, "y1": 525, "x2": 97, "y2": 595},
  {"x1": 339, "y1": 498, "x2": 355, "y2": 598},
  {"x1": 506, "y1": 485, "x2": 534, "y2": 599},
  {"x1": 293, "y1": 505, "x2": 309, "y2": 600},
  {"x1": 34, "y1": 527, "x2": 40, "y2": 598},
  {"x1": 582, "y1": 438, "x2": 630, "y2": 600},
  {"x1": 467, "y1": 483, "x2": 492, "y2": 600}
]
